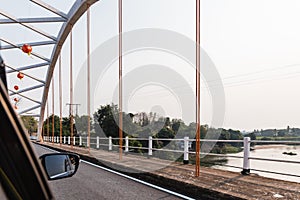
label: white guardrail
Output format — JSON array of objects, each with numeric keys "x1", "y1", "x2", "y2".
[{"x1": 43, "y1": 136, "x2": 300, "y2": 177}]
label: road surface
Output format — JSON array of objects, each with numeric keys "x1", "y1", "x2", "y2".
[{"x1": 33, "y1": 144, "x2": 185, "y2": 200}]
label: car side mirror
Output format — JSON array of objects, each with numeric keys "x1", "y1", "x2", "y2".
[{"x1": 40, "y1": 153, "x2": 80, "y2": 180}]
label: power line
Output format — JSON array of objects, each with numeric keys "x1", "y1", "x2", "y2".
[{"x1": 66, "y1": 103, "x2": 81, "y2": 116}]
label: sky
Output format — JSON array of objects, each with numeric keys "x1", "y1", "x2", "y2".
[{"x1": 2, "y1": 0, "x2": 300, "y2": 132}]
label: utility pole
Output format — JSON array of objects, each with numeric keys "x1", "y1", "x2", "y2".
[{"x1": 66, "y1": 103, "x2": 81, "y2": 116}]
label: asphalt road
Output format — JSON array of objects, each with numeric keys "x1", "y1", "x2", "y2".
[{"x1": 33, "y1": 144, "x2": 184, "y2": 200}]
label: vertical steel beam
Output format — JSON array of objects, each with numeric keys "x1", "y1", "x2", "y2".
[
  {"x1": 70, "y1": 29, "x2": 74, "y2": 147},
  {"x1": 52, "y1": 77, "x2": 54, "y2": 143},
  {"x1": 47, "y1": 101, "x2": 49, "y2": 138},
  {"x1": 87, "y1": 5, "x2": 91, "y2": 153},
  {"x1": 118, "y1": 0, "x2": 123, "y2": 160},
  {"x1": 195, "y1": 0, "x2": 201, "y2": 177},
  {"x1": 59, "y1": 55, "x2": 62, "y2": 145}
]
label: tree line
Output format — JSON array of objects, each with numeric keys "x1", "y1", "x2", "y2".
[
  {"x1": 27, "y1": 103, "x2": 246, "y2": 153},
  {"x1": 93, "y1": 104, "x2": 246, "y2": 153}
]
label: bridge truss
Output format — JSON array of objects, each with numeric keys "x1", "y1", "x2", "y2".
[
  {"x1": 0, "y1": 0, "x2": 98, "y2": 136},
  {"x1": 0, "y1": 0, "x2": 202, "y2": 176}
]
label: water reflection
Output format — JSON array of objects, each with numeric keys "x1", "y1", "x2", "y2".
[{"x1": 212, "y1": 145, "x2": 300, "y2": 183}]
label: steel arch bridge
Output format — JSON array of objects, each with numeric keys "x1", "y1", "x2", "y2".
[
  {"x1": 0, "y1": 0, "x2": 202, "y2": 176},
  {"x1": 0, "y1": 0, "x2": 98, "y2": 136}
]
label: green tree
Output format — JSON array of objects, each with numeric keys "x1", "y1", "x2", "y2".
[
  {"x1": 245, "y1": 132, "x2": 256, "y2": 140},
  {"x1": 200, "y1": 124, "x2": 209, "y2": 139},
  {"x1": 21, "y1": 116, "x2": 38, "y2": 135},
  {"x1": 134, "y1": 112, "x2": 149, "y2": 127},
  {"x1": 62, "y1": 117, "x2": 77, "y2": 137},
  {"x1": 75, "y1": 115, "x2": 91, "y2": 136},
  {"x1": 42, "y1": 115, "x2": 77, "y2": 137},
  {"x1": 94, "y1": 104, "x2": 123, "y2": 139},
  {"x1": 154, "y1": 127, "x2": 175, "y2": 147},
  {"x1": 42, "y1": 115, "x2": 60, "y2": 136},
  {"x1": 171, "y1": 119, "x2": 182, "y2": 134}
]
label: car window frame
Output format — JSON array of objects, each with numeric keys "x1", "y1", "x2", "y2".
[{"x1": 0, "y1": 79, "x2": 53, "y2": 200}]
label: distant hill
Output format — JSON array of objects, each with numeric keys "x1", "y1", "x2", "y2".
[{"x1": 252, "y1": 127, "x2": 300, "y2": 137}]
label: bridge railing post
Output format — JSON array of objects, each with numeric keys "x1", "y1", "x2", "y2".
[
  {"x1": 68, "y1": 136, "x2": 70, "y2": 145},
  {"x1": 87, "y1": 137, "x2": 89, "y2": 147},
  {"x1": 109, "y1": 136, "x2": 112, "y2": 151},
  {"x1": 79, "y1": 136, "x2": 82, "y2": 146},
  {"x1": 125, "y1": 136, "x2": 129, "y2": 153},
  {"x1": 148, "y1": 136, "x2": 153, "y2": 156},
  {"x1": 241, "y1": 137, "x2": 251, "y2": 175},
  {"x1": 73, "y1": 137, "x2": 76, "y2": 146},
  {"x1": 63, "y1": 136, "x2": 66, "y2": 144},
  {"x1": 96, "y1": 136, "x2": 99, "y2": 149},
  {"x1": 183, "y1": 136, "x2": 189, "y2": 164}
]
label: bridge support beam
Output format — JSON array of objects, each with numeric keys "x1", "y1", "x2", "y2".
[{"x1": 241, "y1": 137, "x2": 251, "y2": 175}]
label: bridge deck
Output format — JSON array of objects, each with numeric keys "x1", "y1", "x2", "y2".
[{"x1": 39, "y1": 142, "x2": 300, "y2": 200}]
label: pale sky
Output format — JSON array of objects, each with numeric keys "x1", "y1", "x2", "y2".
[{"x1": 2, "y1": 0, "x2": 300, "y2": 131}]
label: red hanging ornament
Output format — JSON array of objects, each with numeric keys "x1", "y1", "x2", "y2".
[
  {"x1": 14, "y1": 97, "x2": 18, "y2": 102},
  {"x1": 17, "y1": 72, "x2": 24, "y2": 80},
  {"x1": 22, "y1": 44, "x2": 32, "y2": 55},
  {"x1": 14, "y1": 85, "x2": 19, "y2": 90},
  {"x1": 14, "y1": 105, "x2": 18, "y2": 110}
]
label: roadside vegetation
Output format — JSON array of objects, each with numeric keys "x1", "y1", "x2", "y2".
[{"x1": 41, "y1": 103, "x2": 245, "y2": 156}]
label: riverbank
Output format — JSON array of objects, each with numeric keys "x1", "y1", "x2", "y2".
[
  {"x1": 254, "y1": 144, "x2": 289, "y2": 150},
  {"x1": 37, "y1": 141, "x2": 300, "y2": 199}
]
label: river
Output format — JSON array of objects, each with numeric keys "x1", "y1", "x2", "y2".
[{"x1": 212, "y1": 145, "x2": 300, "y2": 183}]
